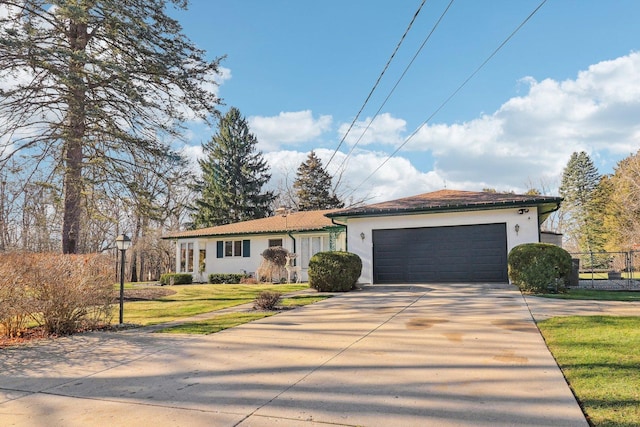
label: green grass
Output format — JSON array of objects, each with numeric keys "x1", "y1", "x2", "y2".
[
  {"x1": 158, "y1": 312, "x2": 277, "y2": 334},
  {"x1": 155, "y1": 293, "x2": 331, "y2": 334},
  {"x1": 539, "y1": 289, "x2": 640, "y2": 301},
  {"x1": 538, "y1": 316, "x2": 640, "y2": 427},
  {"x1": 118, "y1": 283, "x2": 309, "y2": 326},
  {"x1": 579, "y1": 272, "x2": 638, "y2": 280}
]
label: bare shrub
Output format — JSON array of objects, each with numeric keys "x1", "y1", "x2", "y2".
[
  {"x1": 253, "y1": 291, "x2": 281, "y2": 310},
  {"x1": 0, "y1": 253, "x2": 31, "y2": 337},
  {"x1": 256, "y1": 246, "x2": 288, "y2": 283},
  {"x1": 240, "y1": 276, "x2": 259, "y2": 285},
  {"x1": 28, "y1": 253, "x2": 114, "y2": 335}
]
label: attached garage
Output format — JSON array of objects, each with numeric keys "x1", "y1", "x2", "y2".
[
  {"x1": 373, "y1": 223, "x2": 507, "y2": 283},
  {"x1": 326, "y1": 190, "x2": 563, "y2": 285}
]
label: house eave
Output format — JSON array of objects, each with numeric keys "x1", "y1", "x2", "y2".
[
  {"x1": 326, "y1": 198, "x2": 562, "y2": 220},
  {"x1": 162, "y1": 225, "x2": 345, "y2": 240}
]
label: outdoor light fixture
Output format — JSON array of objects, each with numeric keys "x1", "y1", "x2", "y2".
[
  {"x1": 517, "y1": 208, "x2": 530, "y2": 215},
  {"x1": 514, "y1": 224, "x2": 520, "y2": 235},
  {"x1": 115, "y1": 234, "x2": 132, "y2": 325},
  {"x1": 360, "y1": 232, "x2": 365, "y2": 240}
]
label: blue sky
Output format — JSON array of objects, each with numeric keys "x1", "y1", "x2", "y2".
[{"x1": 173, "y1": 0, "x2": 640, "y2": 204}]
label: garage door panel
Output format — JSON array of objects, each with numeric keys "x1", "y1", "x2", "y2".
[{"x1": 373, "y1": 223, "x2": 507, "y2": 283}]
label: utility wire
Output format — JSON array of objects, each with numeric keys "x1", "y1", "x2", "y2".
[
  {"x1": 325, "y1": 0, "x2": 427, "y2": 169},
  {"x1": 334, "y1": 0, "x2": 455, "y2": 178},
  {"x1": 344, "y1": 0, "x2": 548, "y2": 202}
]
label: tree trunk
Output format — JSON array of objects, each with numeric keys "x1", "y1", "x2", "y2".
[
  {"x1": 62, "y1": 141, "x2": 82, "y2": 254},
  {"x1": 62, "y1": 21, "x2": 88, "y2": 254},
  {"x1": 130, "y1": 216, "x2": 142, "y2": 282}
]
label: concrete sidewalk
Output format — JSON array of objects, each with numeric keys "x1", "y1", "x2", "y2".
[{"x1": 0, "y1": 283, "x2": 587, "y2": 427}]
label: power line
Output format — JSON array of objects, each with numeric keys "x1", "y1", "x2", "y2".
[
  {"x1": 325, "y1": 0, "x2": 427, "y2": 169},
  {"x1": 333, "y1": 0, "x2": 455, "y2": 178},
  {"x1": 344, "y1": 0, "x2": 549, "y2": 202}
]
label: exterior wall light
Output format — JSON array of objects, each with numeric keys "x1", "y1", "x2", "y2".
[
  {"x1": 514, "y1": 224, "x2": 520, "y2": 235},
  {"x1": 360, "y1": 232, "x2": 365, "y2": 240}
]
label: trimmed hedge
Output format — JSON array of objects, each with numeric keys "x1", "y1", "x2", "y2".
[
  {"x1": 159, "y1": 273, "x2": 193, "y2": 285},
  {"x1": 208, "y1": 273, "x2": 249, "y2": 284},
  {"x1": 308, "y1": 251, "x2": 362, "y2": 292},
  {"x1": 508, "y1": 243, "x2": 572, "y2": 294}
]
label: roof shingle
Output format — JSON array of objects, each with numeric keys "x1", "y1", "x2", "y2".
[
  {"x1": 164, "y1": 209, "x2": 340, "y2": 239},
  {"x1": 327, "y1": 189, "x2": 562, "y2": 218}
]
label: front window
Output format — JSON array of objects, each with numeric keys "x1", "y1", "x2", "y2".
[
  {"x1": 225, "y1": 240, "x2": 243, "y2": 257},
  {"x1": 187, "y1": 243, "x2": 194, "y2": 271},
  {"x1": 199, "y1": 249, "x2": 206, "y2": 273},
  {"x1": 268, "y1": 238, "x2": 283, "y2": 247},
  {"x1": 180, "y1": 243, "x2": 186, "y2": 272},
  {"x1": 300, "y1": 236, "x2": 326, "y2": 269}
]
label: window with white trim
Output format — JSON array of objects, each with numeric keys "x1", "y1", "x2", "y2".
[
  {"x1": 268, "y1": 238, "x2": 283, "y2": 247},
  {"x1": 180, "y1": 243, "x2": 187, "y2": 272},
  {"x1": 217, "y1": 240, "x2": 251, "y2": 258},
  {"x1": 300, "y1": 236, "x2": 326, "y2": 269}
]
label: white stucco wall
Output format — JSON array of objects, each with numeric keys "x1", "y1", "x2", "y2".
[
  {"x1": 339, "y1": 207, "x2": 540, "y2": 284},
  {"x1": 173, "y1": 230, "x2": 346, "y2": 283}
]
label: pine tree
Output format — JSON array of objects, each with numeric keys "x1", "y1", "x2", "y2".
[
  {"x1": 559, "y1": 151, "x2": 602, "y2": 252},
  {"x1": 192, "y1": 108, "x2": 274, "y2": 227},
  {"x1": 0, "y1": 1, "x2": 222, "y2": 253},
  {"x1": 293, "y1": 151, "x2": 344, "y2": 211}
]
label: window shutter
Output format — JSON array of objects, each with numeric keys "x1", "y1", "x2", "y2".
[
  {"x1": 243, "y1": 240, "x2": 250, "y2": 257},
  {"x1": 216, "y1": 241, "x2": 223, "y2": 258}
]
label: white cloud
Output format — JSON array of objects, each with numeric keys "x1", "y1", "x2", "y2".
[
  {"x1": 178, "y1": 143, "x2": 204, "y2": 174},
  {"x1": 249, "y1": 110, "x2": 332, "y2": 151},
  {"x1": 338, "y1": 113, "x2": 406, "y2": 146},
  {"x1": 185, "y1": 52, "x2": 640, "y2": 204},
  {"x1": 402, "y1": 51, "x2": 640, "y2": 192},
  {"x1": 264, "y1": 148, "x2": 444, "y2": 205}
]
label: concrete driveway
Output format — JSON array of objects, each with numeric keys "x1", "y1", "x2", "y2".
[{"x1": 0, "y1": 283, "x2": 587, "y2": 427}]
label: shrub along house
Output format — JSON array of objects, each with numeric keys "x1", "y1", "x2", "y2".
[
  {"x1": 326, "y1": 189, "x2": 562, "y2": 285},
  {"x1": 163, "y1": 209, "x2": 345, "y2": 282}
]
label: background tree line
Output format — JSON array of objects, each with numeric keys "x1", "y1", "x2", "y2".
[
  {"x1": 0, "y1": 2, "x2": 346, "y2": 282},
  {"x1": 559, "y1": 149, "x2": 640, "y2": 254}
]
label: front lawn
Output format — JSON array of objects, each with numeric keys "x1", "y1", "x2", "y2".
[
  {"x1": 117, "y1": 283, "x2": 309, "y2": 326},
  {"x1": 538, "y1": 316, "x2": 640, "y2": 427},
  {"x1": 539, "y1": 289, "x2": 640, "y2": 301},
  {"x1": 157, "y1": 293, "x2": 330, "y2": 334}
]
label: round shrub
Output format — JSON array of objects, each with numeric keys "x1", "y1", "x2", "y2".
[
  {"x1": 508, "y1": 243, "x2": 572, "y2": 294},
  {"x1": 160, "y1": 273, "x2": 192, "y2": 285},
  {"x1": 308, "y1": 251, "x2": 362, "y2": 292}
]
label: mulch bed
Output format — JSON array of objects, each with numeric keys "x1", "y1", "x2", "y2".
[{"x1": 0, "y1": 326, "x2": 50, "y2": 348}]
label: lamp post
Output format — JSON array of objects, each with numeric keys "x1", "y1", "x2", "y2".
[{"x1": 115, "y1": 234, "x2": 132, "y2": 324}]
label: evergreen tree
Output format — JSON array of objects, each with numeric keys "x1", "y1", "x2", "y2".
[
  {"x1": 0, "y1": 1, "x2": 222, "y2": 253},
  {"x1": 293, "y1": 151, "x2": 344, "y2": 211},
  {"x1": 559, "y1": 151, "x2": 602, "y2": 252},
  {"x1": 192, "y1": 108, "x2": 274, "y2": 227}
]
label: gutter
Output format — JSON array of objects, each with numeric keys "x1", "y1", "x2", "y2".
[
  {"x1": 325, "y1": 198, "x2": 563, "y2": 219},
  {"x1": 537, "y1": 201, "x2": 563, "y2": 225}
]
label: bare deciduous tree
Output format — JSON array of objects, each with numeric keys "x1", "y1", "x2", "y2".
[{"x1": 0, "y1": 1, "x2": 222, "y2": 253}]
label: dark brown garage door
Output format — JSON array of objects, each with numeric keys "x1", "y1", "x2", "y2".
[{"x1": 372, "y1": 223, "x2": 508, "y2": 283}]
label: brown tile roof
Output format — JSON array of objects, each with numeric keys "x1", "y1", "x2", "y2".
[
  {"x1": 327, "y1": 189, "x2": 563, "y2": 218},
  {"x1": 164, "y1": 209, "x2": 341, "y2": 239}
]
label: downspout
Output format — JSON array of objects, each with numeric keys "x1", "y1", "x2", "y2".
[
  {"x1": 287, "y1": 231, "x2": 296, "y2": 266},
  {"x1": 331, "y1": 217, "x2": 347, "y2": 251}
]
